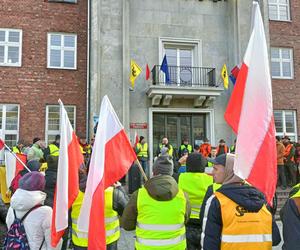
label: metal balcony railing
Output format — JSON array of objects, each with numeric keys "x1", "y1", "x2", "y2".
[{"x1": 151, "y1": 65, "x2": 216, "y2": 87}]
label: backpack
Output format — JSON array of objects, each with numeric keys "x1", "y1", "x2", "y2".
[{"x1": 4, "y1": 204, "x2": 43, "y2": 250}]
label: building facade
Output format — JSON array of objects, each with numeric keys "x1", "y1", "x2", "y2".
[
  {"x1": 0, "y1": 0, "x2": 87, "y2": 147},
  {"x1": 89, "y1": 0, "x2": 270, "y2": 167},
  {"x1": 268, "y1": 0, "x2": 299, "y2": 141}
]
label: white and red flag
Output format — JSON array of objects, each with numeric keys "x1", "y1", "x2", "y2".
[
  {"x1": 224, "y1": 2, "x2": 276, "y2": 204},
  {"x1": 4, "y1": 151, "x2": 26, "y2": 187},
  {"x1": 51, "y1": 100, "x2": 84, "y2": 247},
  {"x1": 77, "y1": 95, "x2": 136, "y2": 249},
  {"x1": 134, "y1": 131, "x2": 139, "y2": 148}
]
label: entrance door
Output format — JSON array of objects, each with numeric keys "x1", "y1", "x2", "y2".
[{"x1": 153, "y1": 113, "x2": 206, "y2": 158}]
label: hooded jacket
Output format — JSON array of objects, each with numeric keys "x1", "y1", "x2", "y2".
[
  {"x1": 201, "y1": 184, "x2": 281, "y2": 250},
  {"x1": 121, "y1": 175, "x2": 191, "y2": 230},
  {"x1": 6, "y1": 189, "x2": 62, "y2": 250},
  {"x1": 281, "y1": 185, "x2": 300, "y2": 250}
]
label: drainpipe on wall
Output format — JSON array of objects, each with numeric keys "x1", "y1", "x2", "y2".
[{"x1": 86, "y1": 0, "x2": 91, "y2": 141}]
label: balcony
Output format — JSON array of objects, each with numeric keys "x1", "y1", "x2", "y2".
[{"x1": 147, "y1": 65, "x2": 224, "y2": 107}]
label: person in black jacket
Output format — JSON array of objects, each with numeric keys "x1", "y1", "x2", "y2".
[
  {"x1": 281, "y1": 183, "x2": 300, "y2": 250},
  {"x1": 200, "y1": 154, "x2": 281, "y2": 250}
]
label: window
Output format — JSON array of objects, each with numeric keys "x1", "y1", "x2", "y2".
[
  {"x1": 268, "y1": 0, "x2": 290, "y2": 21},
  {"x1": 271, "y1": 48, "x2": 293, "y2": 79},
  {"x1": 0, "y1": 29, "x2": 22, "y2": 67},
  {"x1": 47, "y1": 33, "x2": 77, "y2": 69},
  {"x1": 274, "y1": 110, "x2": 297, "y2": 141},
  {"x1": 0, "y1": 104, "x2": 19, "y2": 147},
  {"x1": 159, "y1": 38, "x2": 202, "y2": 86},
  {"x1": 45, "y1": 105, "x2": 76, "y2": 144}
]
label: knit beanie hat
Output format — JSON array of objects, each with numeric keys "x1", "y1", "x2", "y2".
[
  {"x1": 27, "y1": 160, "x2": 42, "y2": 172},
  {"x1": 186, "y1": 152, "x2": 207, "y2": 173},
  {"x1": 19, "y1": 172, "x2": 46, "y2": 191},
  {"x1": 153, "y1": 155, "x2": 173, "y2": 176}
]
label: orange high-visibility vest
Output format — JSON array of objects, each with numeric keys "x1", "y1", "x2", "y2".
[
  {"x1": 200, "y1": 143, "x2": 211, "y2": 157},
  {"x1": 215, "y1": 191, "x2": 272, "y2": 250},
  {"x1": 216, "y1": 145, "x2": 228, "y2": 155},
  {"x1": 284, "y1": 144, "x2": 294, "y2": 162}
]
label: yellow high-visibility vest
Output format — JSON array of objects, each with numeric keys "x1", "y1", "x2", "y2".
[
  {"x1": 179, "y1": 144, "x2": 192, "y2": 154},
  {"x1": 71, "y1": 188, "x2": 120, "y2": 247},
  {"x1": 291, "y1": 183, "x2": 300, "y2": 198},
  {"x1": 215, "y1": 191, "x2": 272, "y2": 250},
  {"x1": 48, "y1": 144, "x2": 59, "y2": 157},
  {"x1": 178, "y1": 173, "x2": 213, "y2": 219},
  {"x1": 12, "y1": 146, "x2": 21, "y2": 154},
  {"x1": 136, "y1": 187, "x2": 186, "y2": 250},
  {"x1": 137, "y1": 143, "x2": 148, "y2": 158},
  {"x1": 159, "y1": 144, "x2": 174, "y2": 157}
]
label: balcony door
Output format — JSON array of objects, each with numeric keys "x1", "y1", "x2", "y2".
[{"x1": 165, "y1": 47, "x2": 193, "y2": 86}]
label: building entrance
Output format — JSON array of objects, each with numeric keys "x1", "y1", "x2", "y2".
[{"x1": 153, "y1": 113, "x2": 207, "y2": 158}]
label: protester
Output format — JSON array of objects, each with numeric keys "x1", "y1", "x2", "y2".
[
  {"x1": 71, "y1": 172, "x2": 128, "y2": 250},
  {"x1": 177, "y1": 149, "x2": 189, "y2": 174},
  {"x1": 12, "y1": 140, "x2": 25, "y2": 154},
  {"x1": 43, "y1": 135, "x2": 60, "y2": 161},
  {"x1": 281, "y1": 183, "x2": 300, "y2": 250},
  {"x1": 156, "y1": 137, "x2": 174, "y2": 158},
  {"x1": 122, "y1": 155, "x2": 191, "y2": 249},
  {"x1": 283, "y1": 136, "x2": 297, "y2": 186},
  {"x1": 199, "y1": 138, "x2": 211, "y2": 158},
  {"x1": 276, "y1": 136, "x2": 287, "y2": 189},
  {"x1": 27, "y1": 138, "x2": 45, "y2": 162},
  {"x1": 5, "y1": 172, "x2": 62, "y2": 250},
  {"x1": 78, "y1": 135, "x2": 92, "y2": 164},
  {"x1": 294, "y1": 143, "x2": 300, "y2": 182},
  {"x1": 178, "y1": 152, "x2": 213, "y2": 250},
  {"x1": 201, "y1": 154, "x2": 281, "y2": 250},
  {"x1": 229, "y1": 139, "x2": 236, "y2": 154},
  {"x1": 136, "y1": 136, "x2": 149, "y2": 176},
  {"x1": 178, "y1": 138, "x2": 193, "y2": 158},
  {"x1": 215, "y1": 139, "x2": 228, "y2": 156}
]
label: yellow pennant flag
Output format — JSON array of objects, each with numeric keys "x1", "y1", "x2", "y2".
[
  {"x1": 130, "y1": 60, "x2": 142, "y2": 89},
  {"x1": 221, "y1": 64, "x2": 229, "y2": 89}
]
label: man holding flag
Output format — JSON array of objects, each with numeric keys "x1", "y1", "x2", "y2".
[
  {"x1": 202, "y1": 2, "x2": 281, "y2": 249},
  {"x1": 77, "y1": 95, "x2": 136, "y2": 250}
]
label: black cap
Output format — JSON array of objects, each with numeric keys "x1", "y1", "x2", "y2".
[
  {"x1": 209, "y1": 154, "x2": 226, "y2": 167},
  {"x1": 33, "y1": 137, "x2": 41, "y2": 144}
]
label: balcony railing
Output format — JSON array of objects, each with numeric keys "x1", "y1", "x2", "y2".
[{"x1": 151, "y1": 65, "x2": 216, "y2": 87}]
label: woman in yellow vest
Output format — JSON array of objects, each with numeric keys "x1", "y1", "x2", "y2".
[
  {"x1": 281, "y1": 183, "x2": 300, "y2": 250},
  {"x1": 201, "y1": 154, "x2": 281, "y2": 250},
  {"x1": 121, "y1": 155, "x2": 191, "y2": 249},
  {"x1": 178, "y1": 152, "x2": 213, "y2": 249},
  {"x1": 71, "y1": 174, "x2": 129, "y2": 250}
]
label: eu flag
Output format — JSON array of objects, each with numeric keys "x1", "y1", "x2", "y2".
[{"x1": 160, "y1": 55, "x2": 170, "y2": 84}]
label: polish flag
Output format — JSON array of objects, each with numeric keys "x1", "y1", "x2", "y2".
[
  {"x1": 146, "y1": 64, "x2": 150, "y2": 80},
  {"x1": 51, "y1": 100, "x2": 84, "y2": 247},
  {"x1": 224, "y1": 2, "x2": 276, "y2": 204},
  {"x1": 0, "y1": 138, "x2": 4, "y2": 150},
  {"x1": 134, "y1": 131, "x2": 139, "y2": 148},
  {"x1": 5, "y1": 151, "x2": 26, "y2": 187},
  {"x1": 77, "y1": 95, "x2": 136, "y2": 249}
]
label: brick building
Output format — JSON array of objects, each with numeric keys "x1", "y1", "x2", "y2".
[
  {"x1": 269, "y1": 0, "x2": 299, "y2": 141},
  {"x1": 0, "y1": 0, "x2": 87, "y2": 147}
]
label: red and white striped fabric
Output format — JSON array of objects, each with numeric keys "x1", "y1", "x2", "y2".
[
  {"x1": 224, "y1": 2, "x2": 276, "y2": 204},
  {"x1": 77, "y1": 95, "x2": 136, "y2": 250},
  {"x1": 4, "y1": 151, "x2": 26, "y2": 187},
  {"x1": 51, "y1": 100, "x2": 84, "y2": 247}
]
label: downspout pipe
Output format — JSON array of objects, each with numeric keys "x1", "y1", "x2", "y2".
[{"x1": 86, "y1": 0, "x2": 91, "y2": 141}]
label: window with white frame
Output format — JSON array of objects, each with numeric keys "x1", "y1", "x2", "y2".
[
  {"x1": 0, "y1": 104, "x2": 19, "y2": 147},
  {"x1": 47, "y1": 33, "x2": 77, "y2": 69},
  {"x1": 160, "y1": 38, "x2": 201, "y2": 86},
  {"x1": 271, "y1": 47, "x2": 293, "y2": 79},
  {"x1": 45, "y1": 105, "x2": 76, "y2": 144},
  {"x1": 0, "y1": 29, "x2": 22, "y2": 67},
  {"x1": 274, "y1": 110, "x2": 297, "y2": 141},
  {"x1": 268, "y1": 0, "x2": 290, "y2": 21}
]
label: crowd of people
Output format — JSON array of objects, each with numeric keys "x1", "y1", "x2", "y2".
[{"x1": 0, "y1": 134, "x2": 299, "y2": 249}]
